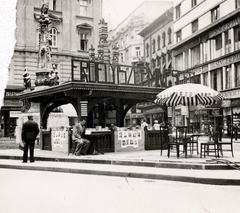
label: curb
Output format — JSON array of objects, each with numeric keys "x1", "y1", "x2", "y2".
[
  {"x1": 0, "y1": 155, "x2": 233, "y2": 170},
  {"x1": 0, "y1": 163, "x2": 239, "y2": 185}
]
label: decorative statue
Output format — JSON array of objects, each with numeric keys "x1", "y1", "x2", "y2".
[
  {"x1": 49, "y1": 64, "x2": 60, "y2": 86},
  {"x1": 23, "y1": 67, "x2": 32, "y2": 90}
]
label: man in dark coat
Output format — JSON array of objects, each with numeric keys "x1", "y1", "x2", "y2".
[
  {"x1": 21, "y1": 115, "x2": 40, "y2": 163},
  {"x1": 72, "y1": 119, "x2": 90, "y2": 156}
]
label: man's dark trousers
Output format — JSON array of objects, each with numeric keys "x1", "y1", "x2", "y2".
[{"x1": 23, "y1": 140, "x2": 35, "y2": 162}]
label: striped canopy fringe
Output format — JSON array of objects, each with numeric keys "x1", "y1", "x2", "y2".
[
  {"x1": 154, "y1": 96, "x2": 168, "y2": 105},
  {"x1": 213, "y1": 93, "x2": 225, "y2": 102},
  {"x1": 196, "y1": 95, "x2": 215, "y2": 105},
  {"x1": 181, "y1": 95, "x2": 199, "y2": 106},
  {"x1": 165, "y1": 92, "x2": 182, "y2": 106}
]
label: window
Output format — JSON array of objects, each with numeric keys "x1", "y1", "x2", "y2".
[
  {"x1": 191, "y1": 45, "x2": 200, "y2": 67},
  {"x1": 152, "y1": 39, "x2": 156, "y2": 53},
  {"x1": 157, "y1": 35, "x2": 161, "y2": 50},
  {"x1": 192, "y1": 19, "x2": 198, "y2": 33},
  {"x1": 49, "y1": 0, "x2": 57, "y2": 10},
  {"x1": 176, "y1": 4, "x2": 181, "y2": 19},
  {"x1": 136, "y1": 47, "x2": 140, "y2": 57},
  {"x1": 162, "y1": 32, "x2": 166, "y2": 47},
  {"x1": 50, "y1": 28, "x2": 58, "y2": 47},
  {"x1": 125, "y1": 34, "x2": 129, "y2": 44},
  {"x1": 146, "y1": 43, "x2": 149, "y2": 57},
  {"x1": 192, "y1": 0, "x2": 197, "y2": 7},
  {"x1": 211, "y1": 6, "x2": 219, "y2": 22},
  {"x1": 236, "y1": 0, "x2": 240, "y2": 8},
  {"x1": 234, "y1": 26, "x2": 240, "y2": 42},
  {"x1": 167, "y1": 28, "x2": 172, "y2": 44},
  {"x1": 80, "y1": 0, "x2": 88, "y2": 16},
  {"x1": 80, "y1": 33, "x2": 88, "y2": 51},
  {"x1": 215, "y1": 34, "x2": 222, "y2": 50},
  {"x1": 176, "y1": 30, "x2": 182, "y2": 42}
]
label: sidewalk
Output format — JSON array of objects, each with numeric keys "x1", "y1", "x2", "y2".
[{"x1": 0, "y1": 138, "x2": 240, "y2": 185}]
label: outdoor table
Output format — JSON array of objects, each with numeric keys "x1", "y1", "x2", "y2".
[{"x1": 85, "y1": 130, "x2": 110, "y2": 155}]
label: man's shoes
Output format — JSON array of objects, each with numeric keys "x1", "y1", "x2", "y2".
[
  {"x1": 30, "y1": 161, "x2": 35, "y2": 163},
  {"x1": 22, "y1": 161, "x2": 27, "y2": 163}
]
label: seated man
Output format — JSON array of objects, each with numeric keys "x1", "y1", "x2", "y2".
[{"x1": 72, "y1": 119, "x2": 90, "y2": 156}]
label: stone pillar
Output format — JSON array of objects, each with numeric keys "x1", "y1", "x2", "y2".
[
  {"x1": 231, "y1": 63, "x2": 235, "y2": 88},
  {"x1": 222, "y1": 66, "x2": 226, "y2": 90}
]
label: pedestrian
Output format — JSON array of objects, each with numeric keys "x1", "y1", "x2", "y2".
[
  {"x1": 141, "y1": 119, "x2": 148, "y2": 130},
  {"x1": 21, "y1": 115, "x2": 40, "y2": 163},
  {"x1": 153, "y1": 120, "x2": 160, "y2": 130},
  {"x1": 72, "y1": 119, "x2": 90, "y2": 156},
  {"x1": 233, "y1": 123, "x2": 239, "y2": 141}
]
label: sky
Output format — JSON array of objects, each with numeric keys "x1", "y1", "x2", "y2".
[{"x1": 102, "y1": 0, "x2": 146, "y2": 29}]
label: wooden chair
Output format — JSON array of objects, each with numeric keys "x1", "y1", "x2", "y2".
[
  {"x1": 200, "y1": 131, "x2": 220, "y2": 158},
  {"x1": 160, "y1": 126, "x2": 169, "y2": 156},
  {"x1": 218, "y1": 138, "x2": 234, "y2": 157},
  {"x1": 187, "y1": 126, "x2": 199, "y2": 155},
  {"x1": 168, "y1": 126, "x2": 188, "y2": 158}
]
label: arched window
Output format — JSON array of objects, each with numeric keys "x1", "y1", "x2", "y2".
[
  {"x1": 152, "y1": 39, "x2": 156, "y2": 53},
  {"x1": 50, "y1": 27, "x2": 58, "y2": 47},
  {"x1": 162, "y1": 32, "x2": 166, "y2": 47},
  {"x1": 157, "y1": 35, "x2": 161, "y2": 50},
  {"x1": 168, "y1": 28, "x2": 172, "y2": 44},
  {"x1": 146, "y1": 43, "x2": 149, "y2": 57}
]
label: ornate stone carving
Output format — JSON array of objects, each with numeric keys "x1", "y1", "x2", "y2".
[{"x1": 23, "y1": 67, "x2": 32, "y2": 91}]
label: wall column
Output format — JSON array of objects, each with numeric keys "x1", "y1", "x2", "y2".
[{"x1": 222, "y1": 66, "x2": 226, "y2": 90}]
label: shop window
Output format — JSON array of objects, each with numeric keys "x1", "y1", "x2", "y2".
[
  {"x1": 211, "y1": 6, "x2": 219, "y2": 22},
  {"x1": 192, "y1": 19, "x2": 198, "y2": 33},
  {"x1": 80, "y1": 0, "x2": 88, "y2": 16},
  {"x1": 168, "y1": 28, "x2": 172, "y2": 44},
  {"x1": 152, "y1": 39, "x2": 156, "y2": 53},
  {"x1": 176, "y1": 4, "x2": 181, "y2": 19},
  {"x1": 162, "y1": 32, "x2": 166, "y2": 47},
  {"x1": 157, "y1": 35, "x2": 161, "y2": 50},
  {"x1": 215, "y1": 34, "x2": 222, "y2": 50}
]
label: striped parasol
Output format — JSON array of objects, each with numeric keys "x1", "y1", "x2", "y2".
[{"x1": 154, "y1": 83, "x2": 225, "y2": 107}]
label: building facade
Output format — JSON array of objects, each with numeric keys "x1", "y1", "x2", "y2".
[
  {"x1": 108, "y1": 1, "x2": 173, "y2": 66},
  {"x1": 1, "y1": 0, "x2": 102, "y2": 137},
  {"x1": 171, "y1": 0, "x2": 240, "y2": 133},
  {"x1": 138, "y1": 7, "x2": 174, "y2": 126}
]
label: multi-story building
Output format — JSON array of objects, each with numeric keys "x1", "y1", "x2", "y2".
[
  {"x1": 171, "y1": 0, "x2": 240, "y2": 133},
  {"x1": 108, "y1": 1, "x2": 173, "y2": 128},
  {"x1": 138, "y1": 7, "x2": 174, "y2": 126},
  {"x1": 0, "y1": 0, "x2": 102, "y2": 137},
  {"x1": 108, "y1": 1, "x2": 173, "y2": 66}
]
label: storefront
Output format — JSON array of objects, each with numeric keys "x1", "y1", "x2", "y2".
[{"x1": 0, "y1": 85, "x2": 24, "y2": 137}]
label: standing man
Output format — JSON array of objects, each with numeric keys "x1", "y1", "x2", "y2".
[
  {"x1": 72, "y1": 119, "x2": 90, "y2": 156},
  {"x1": 21, "y1": 115, "x2": 40, "y2": 163}
]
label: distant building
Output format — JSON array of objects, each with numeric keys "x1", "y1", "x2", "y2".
[
  {"x1": 138, "y1": 7, "x2": 174, "y2": 126},
  {"x1": 108, "y1": 1, "x2": 173, "y2": 66}
]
